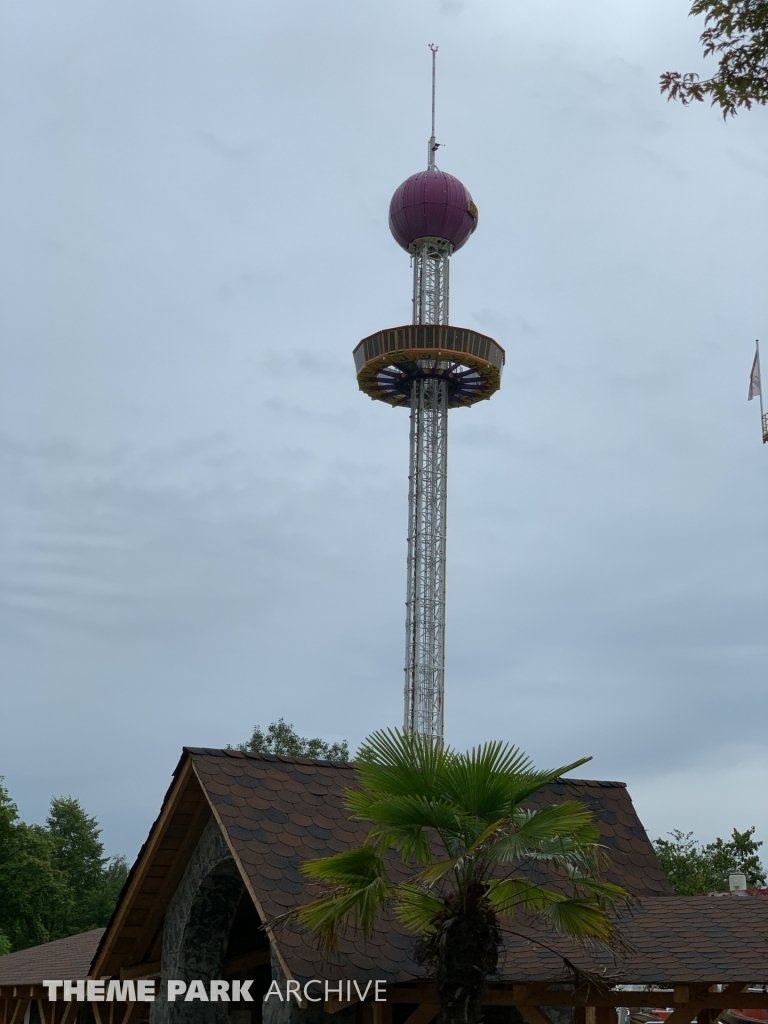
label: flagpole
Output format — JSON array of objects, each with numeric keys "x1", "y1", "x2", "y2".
[{"x1": 755, "y1": 339, "x2": 768, "y2": 444}]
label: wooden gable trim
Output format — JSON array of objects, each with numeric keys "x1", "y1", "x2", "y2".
[{"x1": 92, "y1": 757, "x2": 211, "y2": 979}]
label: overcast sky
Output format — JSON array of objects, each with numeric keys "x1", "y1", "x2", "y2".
[{"x1": 1, "y1": 0, "x2": 767, "y2": 863}]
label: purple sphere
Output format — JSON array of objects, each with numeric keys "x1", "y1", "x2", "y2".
[{"x1": 389, "y1": 169, "x2": 478, "y2": 252}]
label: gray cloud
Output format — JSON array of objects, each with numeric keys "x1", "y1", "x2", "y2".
[{"x1": 0, "y1": 0, "x2": 767, "y2": 861}]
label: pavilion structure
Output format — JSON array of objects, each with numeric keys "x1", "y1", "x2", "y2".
[{"x1": 2, "y1": 748, "x2": 767, "y2": 1024}]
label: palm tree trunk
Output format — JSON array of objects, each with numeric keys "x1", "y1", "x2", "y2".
[{"x1": 418, "y1": 888, "x2": 500, "y2": 1024}]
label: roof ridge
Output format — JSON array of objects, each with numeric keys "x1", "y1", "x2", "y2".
[
  {"x1": 556, "y1": 778, "x2": 627, "y2": 788},
  {"x1": 183, "y1": 748, "x2": 625, "y2": 785},
  {"x1": 184, "y1": 746, "x2": 355, "y2": 768}
]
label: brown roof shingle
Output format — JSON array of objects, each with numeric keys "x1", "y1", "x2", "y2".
[
  {"x1": 187, "y1": 748, "x2": 686, "y2": 985},
  {"x1": 94, "y1": 748, "x2": 768, "y2": 989},
  {"x1": 496, "y1": 895, "x2": 768, "y2": 984},
  {"x1": 0, "y1": 929, "x2": 104, "y2": 987}
]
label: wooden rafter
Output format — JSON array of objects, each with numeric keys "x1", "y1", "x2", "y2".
[{"x1": 92, "y1": 758, "x2": 213, "y2": 980}]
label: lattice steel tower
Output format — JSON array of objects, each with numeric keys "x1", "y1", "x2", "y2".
[{"x1": 353, "y1": 47, "x2": 505, "y2": 743}]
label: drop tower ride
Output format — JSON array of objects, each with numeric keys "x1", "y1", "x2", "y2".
[{"x1": 352, "y1": 48, "x2": 505, "y2": 743}]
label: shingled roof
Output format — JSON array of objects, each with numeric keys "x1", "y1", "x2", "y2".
[
  {"x1": 494, "y1": 896, "x2": 768, "y2": 984},
  {"x1": 0, "y1": 929, "x2": 104, "y2": 988},
  {"x1": 189, "y1": 747, "x2": 672, "y2": 896},
  {"x1": 92, "y1": 748, "x2": 768, "y2": 991}
]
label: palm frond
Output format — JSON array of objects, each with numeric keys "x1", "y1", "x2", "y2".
[
  {"x1": 565, "y1": 875, "x2": 633, "y2": 909},
  {"x1": 487, "y1": 876, "x2": 570, "y2": 916},
  {"x1": 362, "y1": 795, "x2": 465, "y2": 832},
  {"x1": 441, "y1": 741, "x2": 533, "y2": 820},
  {"x1": 539, "y1": 896, "x2": 617, "y2": 943},
  {"x1": 392, "y1": 882, "x2": 444, "y2": 935},
  {"x1": 293, "y1": 877, "x2": 391, "y2": 950},
  {"x1": 492, "y1": 758, "x2": 594, "y2": 810},
  {"x1": 415, "y1": 852, "x2": 467, "y2": 884},
  {"x1": 367, "y1": 825, "x2": 433, "y2": 864},
  {"x1": 489, "y1": 879, "x2": 622, "y2": 946},
  {"x1": 299, "y1": 844, "x2": 386, "y2": 884},
  {"x1": 295, "y1": 729, "x2": 619, "y2": 964},
  {"x1": 442, "y1": 748, "x2": 592, "y2": 821},
  {"x1": 351, "y1": 729, "x2": 451, "y2": 802},
  {"x1": 489, "y1": 803, "x2": 600, "y2": 864},
  {"x1": 512, "y1": 836, "x2": 605, "y2": 870},
  {"x1": 291, "y1": 845, "x2": 391, "y2": 951}
]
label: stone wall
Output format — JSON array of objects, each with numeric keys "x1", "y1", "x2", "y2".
[{"x1": 151, "y1": 817, "x2": 244, "y2": 1024}]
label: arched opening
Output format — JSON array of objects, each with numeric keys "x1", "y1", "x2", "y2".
[
  {"x1": 169, "y1": 858, "x2": 245, "y2": 1024},
  {"x1": 152, "y1": 820, "x2": 274, "y2": 1024}
]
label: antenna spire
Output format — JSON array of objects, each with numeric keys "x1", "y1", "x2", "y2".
[{"x1": 428, "y1": 44, "x2": 440, "y2": 171}]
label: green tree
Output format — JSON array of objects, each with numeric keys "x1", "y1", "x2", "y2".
[
  {"x1": 0, "y1": 780, "x2": 129, "y2": 952},
  {"x1": 0, "y1": 780, "x2": 68, "y2": 951},
  {"x1": 285, "y1": 730, "x2": 630, "y2": 1024},
  {"x1": 89, "y1": 855, "x2": 130, "y2": 927},
  {"x1": 661, "y1": 0, "x2": 768, "y2": 116},
  {"x1": 233, "y1": 718, "x2": 349, "y2": 761},
  {"x1": 654, "y1": 827, "x2": 766, "y2": 894},
  {"x1": 46, "y1": 797, "x2": 129, "y2": 936}
]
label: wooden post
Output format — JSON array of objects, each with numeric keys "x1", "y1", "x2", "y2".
[
  {"x1": 379, "y1": 1000, "x2": 393, "y2": 1024},
  {"x1": 596, "y1": 1007, "x2": 614, "y2": 1024},
  {"x1": 518, "y1": 1008, "x2": 557, "y2": 1024},
  {"x1": 401, "y1": 1007, "x2": 438, "y2": 1024}
]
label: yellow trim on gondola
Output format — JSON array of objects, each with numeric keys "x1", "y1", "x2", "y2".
[{"x1": 353, "y1": 325, "x2": 505, "y2": 409}]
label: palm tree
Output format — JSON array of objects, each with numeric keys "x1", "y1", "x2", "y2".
[{"x1": 288, "y1": 729, "x2": 630, "y2": 1024}]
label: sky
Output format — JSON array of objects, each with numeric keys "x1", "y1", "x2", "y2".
[{"x1": 0, "y1": 0, "x2": 767, "y2": 863}]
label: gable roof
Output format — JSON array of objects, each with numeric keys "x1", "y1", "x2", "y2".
[
  {"x1": 93, "y1": 747, "x2": 768, "y2": 989},
  {"x1": 0, "y1": 929, "x2": 104, "y2": 988},
  {"x1": 94, "y1": 747, "x2": 672, "y2": 983}
]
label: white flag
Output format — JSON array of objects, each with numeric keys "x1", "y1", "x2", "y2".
[{"x1": 748, "y1": 347, "x2": 761, "y2": 401}]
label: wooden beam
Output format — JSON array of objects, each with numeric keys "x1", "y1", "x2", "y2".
[
  {"x1": 401, "y1": 1005, "x2": 439, "y2": 1024},
  {"x1": 119, "y1": 961, "x2": 162, "y2": 981},
  {"x1": 388, "y1": 986, "x2": 438, "y2": 1004},
  {"x1": 595, "y1": 1007, "x2": 613, "y2": 1024},
  {"x1": 92, "y1": 758, "x2": 196, "y2": 978},
  {"x1": 661, "y1": 1005, "x2": 706, "y2": 1024},
  {"x1": 383, "y1": 984, "x2": 768, "y2": 1012},
  {"x1": 482, "y1": 990, "x2": 768, "y2": 1010},
  {"x1": 222, "y1": 950, "x2": 271, "y2": 975},
  {"x1": 377, "y1": 1001, "x2": 393, "y2": 1024},
  {"x1": 116, "y1": 1000, "x2": 144, "y2": 1024},
  {"x1": 120, "y1": 793, "x2": 211, "y2": 970},
  {"x1": 58, "y1": 1003, "x2": 77, "y2": 1024},
  {"x1": 324, "y1": 1000, "x2": 357, "y2": 1016},
  {"x1": 697, "y1": 995, "x2": 768, "y2": 1010},
  {"x1": 519, "y1": 1007, "x2": 558, "y2": 1024}
]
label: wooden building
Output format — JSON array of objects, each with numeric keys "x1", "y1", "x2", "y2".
[{"x1": 3, "y1": 748, "x2": 767, "y2": 1024}]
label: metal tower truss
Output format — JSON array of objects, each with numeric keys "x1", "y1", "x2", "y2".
[
  {"x1": 411, "y1": 238, "x2": 451, "y2": 327},
  {"x1": 404, "y1": 375, "x2": 448, "y2": 742},
  {"x1": 352, "y1": 48, "x2": 504, "y2": 744}
]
